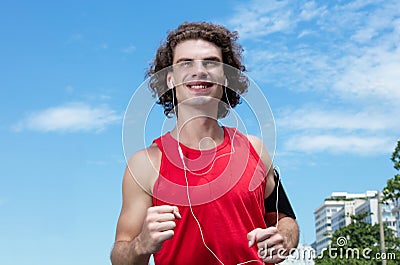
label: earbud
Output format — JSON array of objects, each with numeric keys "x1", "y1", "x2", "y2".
[
  {"x1": 170, "y1": 79, "x2": 174, "y2": 88},
  {"x1": 224, "y1": 78, "x2": 228, "y2": 87}
]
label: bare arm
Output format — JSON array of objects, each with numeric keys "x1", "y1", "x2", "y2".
[
  {"x1": 110, "y1": 148, "x2": 181, "y2": 265},
  {"x1": 276, "y1": 215, "x2": 299, "y2": 251},
  {"x1": 110, "y1": 155, "x2": 153, "y2": 265},
  {"x1": 246, "y1": 135, "x2": 275, "y2": 198},
  {"x1": 265, "y1": 212, "x2": 299, "y2": 251},
  {"x1": 249, "y1": 204, "x2": 299, "y2": 264},
  {"x1": 247, "y1": 135, "x2": 299, "y2": 263}
]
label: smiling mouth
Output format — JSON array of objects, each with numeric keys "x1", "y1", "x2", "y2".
[{"x1": 186, "y1": 81, "x2": 214, "y2": 90}]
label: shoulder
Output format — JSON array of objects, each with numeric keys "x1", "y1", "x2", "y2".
[
  {"x1": 127, "y1": 143, "x2": 161, "y2": 169},
  {"x1": 244, "y1": 134, "x2": 273, "y2": 171},
  {"x1": 125, "y1": 143, "x2": 162, "y2": 194},
  {"x1": 226, "y1": 127, "x2": 265, "y2": 154},
  {"x1": 245, "y1": 134, "x2": 276, "y2": 198},
  {"x1": 244, "y1": 134, "x2": 271, "y2": 161}
]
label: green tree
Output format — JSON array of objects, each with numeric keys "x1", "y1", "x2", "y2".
[
  {"x1": 315, "y1": 213, "x2": 400, "y2": 265},
  {"x1": 383, "y1": 139, "x2": 400, "y2": 202}
]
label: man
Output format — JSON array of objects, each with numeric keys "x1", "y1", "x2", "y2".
[{"x1": 111, "y1": 22, "x2": 298, "y2": 264}]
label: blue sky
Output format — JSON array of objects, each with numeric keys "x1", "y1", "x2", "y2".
[{"x1": 1, "y1": 0, "x2": 399, "y2": 264}]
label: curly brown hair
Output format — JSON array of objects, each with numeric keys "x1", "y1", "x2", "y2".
[{"x1": 146, "y1": 22, "x2": 249, "y2": 118}]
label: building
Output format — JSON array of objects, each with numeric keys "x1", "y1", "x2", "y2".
[
  {"x1": 310, "y1": 241, "x2": 316, "y2": 252},
  {"x1": 314, "y1": 195, "x2": 345, "y2": 254},
  {"x1": 313, "y1": 191, "x2": 378, "y2": 254},
  {"x1": 393, "y1": 198, "x2": 400, "y2": 238},
  {"x1": 354, "y1": 195, "x2": 379, "y2": 224},
  {"x1": 331, "y1": 199, "x2": 367, "y2": 233},
  {"x1": 355, "y1": 194, "x2": 398, "y2": 234}
]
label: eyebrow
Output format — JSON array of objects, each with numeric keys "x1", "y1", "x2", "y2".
[{"x1": 174, "y1": 56, "x2": 222, "y2": 64}]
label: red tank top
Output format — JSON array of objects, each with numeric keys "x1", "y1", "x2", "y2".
[{"x1": 153, "y1": 127, "x2": 269, "y2": 265}]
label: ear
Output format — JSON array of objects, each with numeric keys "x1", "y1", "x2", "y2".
[{"x1": 167, "y1": 72, "x2": 175, "y2": 89}]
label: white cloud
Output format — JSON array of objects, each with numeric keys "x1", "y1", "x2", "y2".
[
  {"x1": 230, "y1": 0, "x2": 400, "y2": 155},
  {"x1": 339, "y1": 0, "x2": 379, "y2": 11},
  {"x1": 277, "y1": 107, "x2": 400, "y2": 132},
  {"x1": 229, "y1": 0, "x2": 293, "y2": 39},
  {"x1": 334, "y1": 45, "x2": 400, "y2": 102},
  {"x1": 231, "y1": 0, "x2": 400, "y2": 102},
  {"x1": 276, "y1": 106, "x2": 399, "y2": 155},
  {"x1": 245, "y1": 46, "x2": 336, "y2": 92},
  {"x1": 229, "y1": 0, "x2": 328, "y2": 39},
  {"x1": 284, "y1": 134, "x2": 393, "y2": 155},
  {"x1": 298, "y1": 1, "x2": 326, "y2": 21},
  {"x1": 297, "y1": 30, "x2": 312, "y2": 39},
  {"x1": 13, "y1": 102, "x2": 121, "y2": 133}
]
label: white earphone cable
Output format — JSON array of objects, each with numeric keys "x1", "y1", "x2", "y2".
[
  {"x1": 172, "y1": 80, "x2": 279, "y2": 265},
  {"x1": 274, "y1": 166, "x2": 280, "y2": 228}
]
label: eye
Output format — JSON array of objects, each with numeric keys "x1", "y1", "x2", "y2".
[
  {"x1": 180, "y1": 61, "x2": 192, "y2": 67},
  {"x1": 203, "y1": 61, "x2": 218, "y2": 66}
]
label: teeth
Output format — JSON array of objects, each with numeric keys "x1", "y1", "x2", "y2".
[{"x1": 190, "y1": 85, "x2": 208, "y2": 89}]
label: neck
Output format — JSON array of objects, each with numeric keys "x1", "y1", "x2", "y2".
[{"x1": 171, "y1": 114, "x2": 224, "y2": 150}]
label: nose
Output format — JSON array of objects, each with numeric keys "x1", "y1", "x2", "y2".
[{"x1": 191, "y1": 60, "x2": 207, "y2": 79}]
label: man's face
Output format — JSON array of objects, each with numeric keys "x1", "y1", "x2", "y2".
[{"x1": 167, "y1": 39, "x2": 225, "y2": 108}]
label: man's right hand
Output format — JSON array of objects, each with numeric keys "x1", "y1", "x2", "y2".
[{"x1": 136, "y1": 205, "x2": 181, "y2": 254}]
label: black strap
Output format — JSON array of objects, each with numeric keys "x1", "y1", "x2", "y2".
[{"x1": 264, "y1": 168, "x2": 296, "y2": 219}]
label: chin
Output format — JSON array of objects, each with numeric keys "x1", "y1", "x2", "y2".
[{"x1": 182, "y1": 96, "x2": 219, "y2": 106}]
